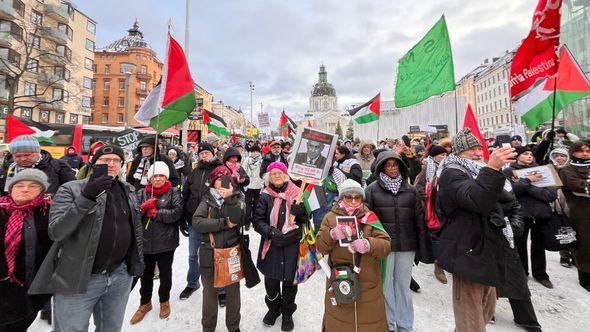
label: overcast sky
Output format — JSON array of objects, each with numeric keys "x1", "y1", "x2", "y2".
[{"x1": 77, "y1": 0, "x2": 537, "y2": 126}]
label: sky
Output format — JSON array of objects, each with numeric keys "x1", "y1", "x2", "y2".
[{"x1": 76, "y1": 0, "x2": 538, "y2": 127}]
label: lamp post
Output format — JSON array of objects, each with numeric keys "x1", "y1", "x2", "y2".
[
  {"x1": 249, "y1": 81, "x2": 255, "y2": 129},
  {"x1": 120, "y1": 62, "x2": 136, "y2": 129}
]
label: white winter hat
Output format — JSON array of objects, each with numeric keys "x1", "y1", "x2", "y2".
[
  {"x1": 147, "y1": 161, "x2": 169, "y2": 180},
  {"x1": 338, "y1": 179, "x2": 365, "y2": 200}
]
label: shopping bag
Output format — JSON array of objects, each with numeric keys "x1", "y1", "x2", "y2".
[{"x1": 293, "y1": 221, "x2": 323, "y2": 285}]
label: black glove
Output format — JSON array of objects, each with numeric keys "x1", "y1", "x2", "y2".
[
  {"x1": 269, "y1": 227, "x2": 285, "y2": 247},
  {"x1": 546, "y1": 130, "x2": 556, "y2": 141},
  {"x1": 82, "y1": 175, "x2": 113, "y2": 200},
  {"x1": 179, "y1": 219, "x2": 189, "y2": 237},
  {"x1": 283, "y1": 228, "x2": 302, "y2": 245},
  {"x1": 290, "y1": 203, "x2": 307, "y2": 217}
]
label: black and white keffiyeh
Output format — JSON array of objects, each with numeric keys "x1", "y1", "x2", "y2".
[{"x1": 379, "y1": 172, "x2": 403, "y2": 195}]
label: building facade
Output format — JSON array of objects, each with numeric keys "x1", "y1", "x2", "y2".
[
  {"x1": 92, "y1": 21, "x2": 162, "y2": 127},
  {"x1": 473, "y1": 52, "x2": 517, "y2": 136},
  {"x1": 304, "y1": 64, "x2": 350, "y2": 136},
  {"x1": 211, "y1": 100, "x2": 245, "y2": 133},
  {"x1": 0, "y1": 0, "x2": 96, "y2": 131}
]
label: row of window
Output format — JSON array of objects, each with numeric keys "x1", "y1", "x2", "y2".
[
  {"x1": 22, "y1": 82, "x2": 69, "y2": 102},
  {"x1": 99, "y1": 79, "x2": 148, "y2": 91},
  {"x1": 95, "y1": 113, "x2": 127, "y2": 124},
  {"x1": 100, "y1": 63, "x2": 151, "y2": 76},
  {"x1": 477, "y1": 97, "x2": 511, "y2": 115},
  {"x1": 477, "y1": 70, "x2": 507, "y2": 90},
  {"x1": 19, "y1": 107, "x2": 91, "y2": 124},
  {"x1": 479, "y1": 114, "x2": 520, "y2": 128},
  {"x1": 477, "y1": 83, "x2": 509, "y2": 103},
  {"x1": 12, "y1": 0, "x2": 95, "y2": 34},
  {"x1": 99, "y1": 96, "x2": 145, "y2": 107}
]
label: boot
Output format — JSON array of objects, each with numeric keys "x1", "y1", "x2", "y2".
[
  {"x1": 218, "y1": 289, "x2": 227, "y2": 307},
  {"x1": 535, "y1": 278, "x2": 554, "y2": 289},
  {"x1": 263, "y1": 293, "x2": 281, "y2": 326},
  {"x1": 159, "y1": 301, "x2": 170, "y2": 319},
  {"x1": 434, "y1": 264, "x2": 448, "y2": 284},
  {"x1": 281, "y1": 315, "x2": 294, "y2": 331},
  {"x1": 410, "y1": 277, "x2": 421, "y2": 293},
  {"x1": 130, "y1": 303, "x2": 152, "y2": 324}
]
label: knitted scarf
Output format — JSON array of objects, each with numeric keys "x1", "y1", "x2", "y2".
[
  {"x1": 338, "y1": 200, "x2": 361, "y2": 216},
  {"x1": 133, "y1": 157, "x2": 152, "y2": 186},
  {"x1": 0, "y1": 194, "x2": 51, "y2": 286},
  {"x1": 226, "y1": 161, "x2": 241, "y2": 181},
  {"x1": 145, "y1": 180, "x2": 172, "y2": 197},
  {"x1": 379, "y1": 172, "x2": 403, "y2": 195},
  {"x1": 3, "y1": 154, "x2": 43, "y2": 192},
  {"x1": 261, "y1": 181, "x2": 300, "y2": 259}
]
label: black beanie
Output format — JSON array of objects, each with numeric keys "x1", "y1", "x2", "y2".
[
  {"x1": 515, "y1": 146, "x2": 532, "y2": 157},
  {"x1": 198, "y1": 142, "x2": 215, "y2": 155},
  {"x1": 428, "y1": 145, "x2": 447, "y2": 157},
  {"x1": 92, "y1": 145, "x2": 125, "y2": 164}
]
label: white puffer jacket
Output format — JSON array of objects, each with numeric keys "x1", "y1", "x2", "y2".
[{"x1": 242, "y1": 153, "x2": 264, "y2": 190}]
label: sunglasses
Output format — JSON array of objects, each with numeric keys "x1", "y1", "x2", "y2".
[{"x1": 343, "y1": 195, "x2": 363, "y2": 202}]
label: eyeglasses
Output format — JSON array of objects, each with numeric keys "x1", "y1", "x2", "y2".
[
  {"x1": 12, "y1": 183, "x2": 42, "y2": 190},
  {"x1": 384, "y1": 163, "x2": 399, "y2": 169},
  {"x1": 269, "y1": 172, "x2": 285, "y2": 177},
  {"x1": 343, "y1": 195, "x2": 363, "y2": 202},
  {"x1": 96, "y1": 157, "x2": 122, "y2": 165}
]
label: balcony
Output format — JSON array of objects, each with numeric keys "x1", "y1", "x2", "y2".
[
  {"x1": 136, "y1": 88, "x2": 149, "y2": 96},
  {"x1": 38, "y1": 71, "x2": 65, "y2": 88},
  {"x1": 0, "y1": 86, "x2": 9, "y2": 101},
  {"x1": 136, "y1": 72, "x2": 152, "y2": 81},
  {"x1": 0, "y1": 1, "x2": 17, "y2": 20},
  {"x1": 39, "y1": 99, "x2": 65, "y2": 111},
  {"x1": 0, "y1": 31, "x2": 15, "y2": 48},
  {"x1": 43, "y1": 4, "x2": 69, "y2": 24},
  {"x1": 40, "y1": 27, "x2": 68, "y2": 44},
  {"x1": 39, "y1": 51, "x2": 66, "y2": 65}
]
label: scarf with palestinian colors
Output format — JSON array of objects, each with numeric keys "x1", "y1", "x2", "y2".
[
  {"x1": 0, "y1": 194, "x2": 51, "y2": 286},
  {"x1": 260, "y1": 181, "x2": 300, "y2": 259}
]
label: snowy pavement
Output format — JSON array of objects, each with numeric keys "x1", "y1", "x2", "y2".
[{"x1": 31, "y1": 229, "x2": 590, "y2": 331}]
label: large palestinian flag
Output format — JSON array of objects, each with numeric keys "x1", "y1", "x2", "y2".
[
  {"x1": 135, "y1": 33, "x2": 195, "y2": 132},
  {"x1": 7, "y1": 114, "x2": 56, "y2": 143},
  {"x1": 514, "y1": 45, "x2": 590, "y2": 129},
  {"x1": 349, "y1": 93, "x2": 380, "y2": 124}
]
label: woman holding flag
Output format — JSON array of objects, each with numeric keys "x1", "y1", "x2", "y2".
[{"x1": 316, "y1": 179, "x2": 391, "y2": 331}]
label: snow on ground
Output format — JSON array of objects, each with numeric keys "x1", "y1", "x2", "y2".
[{"x1": 31, "y1": 229, "x2": 590, "y2": 331}]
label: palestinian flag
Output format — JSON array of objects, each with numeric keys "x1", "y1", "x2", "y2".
[
  {"x1": 7, "y1": 114, "x2": 55, "y2": 143},
  {"x1": 358, "y1": 210, "x2": 385, "y2": 233},
  {"x1": 280, "y1": 111, "x2": 297, "y2": 139},
  {"x1": 349, "y1": 93, "x2": 380, "y2": 124},
  {"x1": 203, "y1": 110, "x2": 230, "y2": 136},
  {"x1": 135, "y1": 33, "x2": 195, "y2": 132},
  {"x1": 307, "y1": 120, "x2": 313, "y2": 128},
  {"x1": 302, "y1": 183, "x2": 328, "y2": 215},
  {"x1": 514, "y1": 45, "x2": 590, "y2": 129}
]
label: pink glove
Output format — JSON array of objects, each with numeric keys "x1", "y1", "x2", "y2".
[
  {"x1": 330, "y1": 224, "x2": 352, "y2": 241},
  {"x1": 349, "y1": 239, "x2": 370, "y2": 254}
]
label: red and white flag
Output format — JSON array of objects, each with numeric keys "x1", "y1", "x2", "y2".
[{"x1": 510, "y1": 0, "x2": 562, "y2": 100}]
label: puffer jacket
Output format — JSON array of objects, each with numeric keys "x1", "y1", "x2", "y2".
[
  {"x1": 365, "y1": 151, "x2": 432, "y2": 263},
  {"x1": 137, "y1": 186, "x2": 183, "y2": 254},
  {"x1": 0, "y1": 150, "x2": 75, "y2": 196},
  {"x1": 503, "y1": 163, "x2": 558, "y2": 219},
  {"x1": 60, "y1": 146, "x2": 85, "y2": 170},
  {"x1": 192, "y1": 190, "x2": 245, "y2": 276},
  {"x1": 182, "y1": 158, "x2": 223, "y2": 222},
  {"x1": 28, "y1": 178, "x2": 144, "y2": 295},
  {"x1": 436, "y1": 162, "x2": 506, "y2": 287}
]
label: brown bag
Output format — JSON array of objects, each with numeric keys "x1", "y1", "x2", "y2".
[{"x1": 209, "y1": 209, "x2": 244, "y2": 288}]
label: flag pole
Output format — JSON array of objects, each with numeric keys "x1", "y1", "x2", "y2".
[
  {"x1": 453, "y1": 89, "x2": 459, "y2": 134},
  {"x1": 181, "y1": 0, "x2": 190, "y2": 151},
  {"x1": 549, "y1": 75, "x2": 558, "y2": 150}
]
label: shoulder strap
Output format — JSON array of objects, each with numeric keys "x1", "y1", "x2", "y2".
[{"x1": 207, "y1": 207, "x2": 216, "y2": 248}]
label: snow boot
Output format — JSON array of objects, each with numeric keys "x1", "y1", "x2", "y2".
[
  {"x1": 410, "y1": 277, "x2": 421, "y2": 293},
  {"x1": 130, "y1": 303, "x2": 152, "y2": 324},
  {"x1": 434, "y1": 264, "x2": 448, "y2": 284},
  {"x1": 281, "y1": 315, "x2": 294, "y2": 331},
  {"x1": 535, "y1": 278, "x2": 554, "y2": 289},
  {"x1": 159, "y1": 301, "x2": 170, "y2": 319},
  {"x1": 263, "y1": 293, "x2": 281, "y2": 326},
  {"x1": 179, "y1": 286, "x2": 197, "y2": 300}
]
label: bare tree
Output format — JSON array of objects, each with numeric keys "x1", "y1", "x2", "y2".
[{"x1": 1, "y1": 10, "x2": 85, "y2": 118}]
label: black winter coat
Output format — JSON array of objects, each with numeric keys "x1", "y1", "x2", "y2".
[
  {"x1": 260, "y1": 153, "x2": 288, "y2": 178},
  {"x1": 0, "y1": 208, "x2": 52, "y2": 325},
  {"x1": 503, "y1": 163, "x2": 558, "y2": 219},
  {"x1": 437, "y1": 165, "x2": 506, "y2": 287},
  {"x1": 491, "y1": 189, "x2": 531, "y2": 300},
  {"x1": 253, "y1": 184, "x2": 307, "y2": 282},
  {"x1": 182, "y1": 158, "x2": 223, "y2": 222},
  {"x1": 192, "y1": 191, "x2": 245, "y2": 276},
  {"x1": 365, "y1": 151, "x2": 432, "y2": 263},
  {"x1": 137, "y1": 186, "x2": 183, "y2": 254},
  {"x1": 127, "y1": 153, "x2": 180, "y2": 190},
  {"x1": 61, "y1": 152, "x2": 85, "y2": 170},
  {"x1": 0, "y1": 150, "x2": 75, "y2": 196}
]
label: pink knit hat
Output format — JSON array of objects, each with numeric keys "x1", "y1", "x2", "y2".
[{"x1": 267, "y1": 161, "x2": 288, "y2": 174}]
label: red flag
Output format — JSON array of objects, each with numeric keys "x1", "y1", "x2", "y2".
[
  {"x1": 7, "y1": 114, "x2": 35, "y2": 142},
  {"x1": 307, "y1": 120, "x2": 313, "y2": 128},
  {"x1": 280, "y1": 111, "x2": 288, "y2": 128},
  {"x1": 463, "y1": 103, "x2": 490, "y2": 160},
  {"x1": 510, "y1": 0, "x2": 562, "y2": 100},
  {"x1": 231, "y1": 131, "x2": 238, "y2": 143}
]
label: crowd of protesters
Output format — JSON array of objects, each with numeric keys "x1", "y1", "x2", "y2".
[{"x1": 0, "y1": 126, "x2": 588, "y2": 332}]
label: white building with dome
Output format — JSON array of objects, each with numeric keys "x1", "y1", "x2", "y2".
[{"x1": 303, "y1": 65, "x2": 351, "y2": 136}]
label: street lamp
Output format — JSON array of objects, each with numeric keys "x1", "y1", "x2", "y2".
[
  {"x1": 120, "y1": 62, "x2": 137, "y2": 129},
  {"x1": 249, "y1": 81, "x2": 255, "y2": 128}
]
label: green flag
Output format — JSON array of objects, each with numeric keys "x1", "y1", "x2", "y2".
[{"x1": 394, "y1": 16, "x2": 455, "y2": 108}]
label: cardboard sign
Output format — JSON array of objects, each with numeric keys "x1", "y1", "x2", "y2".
[
  {"x1": 512, "y1": 164, "x2": 563, "y2": 188},
  {"x1": 289, "y1": 127, "x2": 338, "y2": 183}
]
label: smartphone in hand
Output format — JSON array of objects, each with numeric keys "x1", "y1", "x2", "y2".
[
  {"x1": 91, "y1": 164, "x2": 108, "y2": 179},
  {"x1": 221, "y1": 175, "x2": 231, "y2": 189}
]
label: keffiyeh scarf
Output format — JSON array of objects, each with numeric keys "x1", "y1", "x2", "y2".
[
  {"x1": 133, "y1": 157, "x2": 151, "y2": 186},
  {"x1": 425, "y1": 156, "x2": 440, "y2": 186},
  {"x1": 379, "y1": 172, "x2": 403, "y2": 195}
]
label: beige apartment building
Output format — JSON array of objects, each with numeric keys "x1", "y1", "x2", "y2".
[{"x1": 0, "y1": 0, "x2": 96, "y2": 128}]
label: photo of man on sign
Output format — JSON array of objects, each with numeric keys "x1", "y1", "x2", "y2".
[{"x1": 289, "y1": 127, "x2": 338, "y2": 182}]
